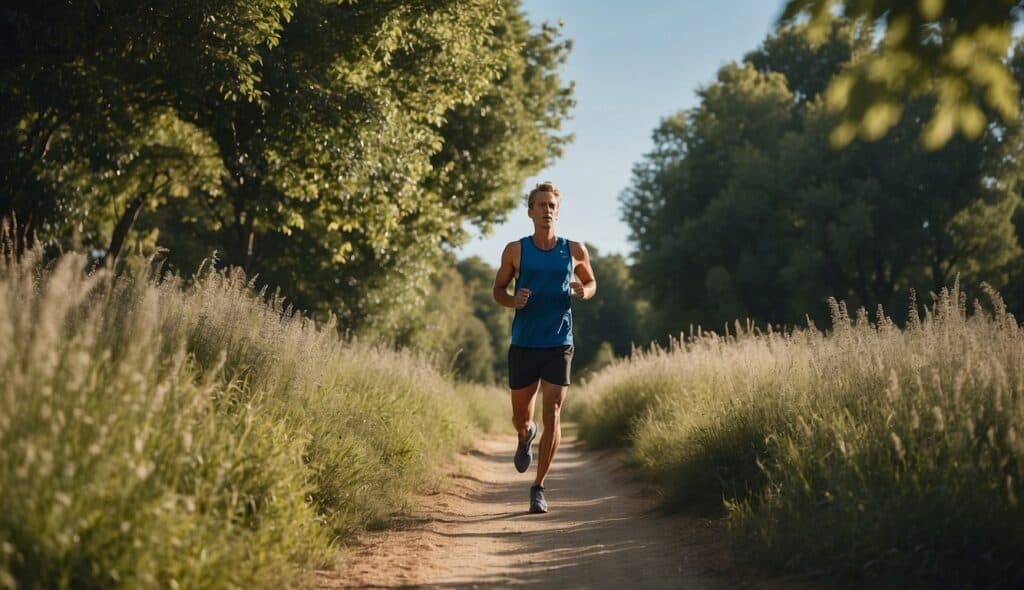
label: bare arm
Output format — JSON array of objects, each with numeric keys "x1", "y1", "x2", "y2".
[
  {"x1": 569, "y1": 241, "x2": 597, "y2": 300},
  {"x1": 493, "y1": 242, "x2": 531, "y2": 309}
]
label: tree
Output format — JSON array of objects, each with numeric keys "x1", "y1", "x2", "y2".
[
  {"x1": 3, "y1": 0, "x2": 574, "y2": 338},
  {"x1": 457, "y1": 256, "x2": 512, "y2": 383},
  {"x1": 142, "y1": 0, "x2": 516, "y2": 337},
  {"x1": 34, "y1": 110, "x2": 226, "y2": 268},
  {"x1": 780, "y1": 0, "x2": 1022, "y2": 148},
  {"x1": 746, "y1": 20, "x2": 868, "y2": 104},
  {"x1": 569, "y1": 245, "x2": 648, "y2": 377},
  {"x1": 393, "y1": 262, "x2": 496, "y2": 383},
  {"x1": 994, "y1": 41, "x2": 1024, "y2": 317},
  {"x1": 623, "y1": 24, "x2": 1024, "y2": 337},
  {"x1": 1, "y1": 0, "x2": 293, "y2": 257},
  {"x1": 782, "y1": 97, "x2": 1022, "y2": 318},
  {"x1": 623, "y1": 60, "x2": 801, "y2": 333},
  {"x1": 426, "y1": 7, "x2": 575, "y2": 239},
  {"x1": 144, "y1": 0, "x2": 573, "y2": 333}
]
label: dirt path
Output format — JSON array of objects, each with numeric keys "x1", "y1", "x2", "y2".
[{"x1": 316, "y1": 427, "x2": 807, "y2": 589}]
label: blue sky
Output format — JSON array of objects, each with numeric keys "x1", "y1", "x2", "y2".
[{"x1": 455, "y1": 1, "x2": 785, "y2": 267}]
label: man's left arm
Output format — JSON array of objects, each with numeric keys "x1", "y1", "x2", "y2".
[{"x1": 569, "y1": 241, "x2": 597, "y2": 300}]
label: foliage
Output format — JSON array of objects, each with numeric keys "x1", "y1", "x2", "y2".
[
  {"x1": 780, "y1": 0, "x2": 1022, "y2": 148},
  {"x1": 0, "y1": 0, "x2": 293, "y2": 252},
  {"x1": 746, "y1": 20, "x2": 868, "y2": 104},
  {"x1": 425, "y1": 10, "x2": 575, "y2": 237},
  {"x1": 2, "y1": 0, "x2": 574, "y2": 339},
  {"x1": 623, "y1": 24, "x2": 1024, "y2": 337},
  {"x1": 623, "y1": 56, "x2": 800, "y2": 334},
  {"x1": 999, "y1": 43, "x2": 1024, "y2": 320},
  {"x1": 569, "y1": 244, "x2": 649, "y2": 379},
  {"x1": 0, "y1": 250, "x2": 506, "y2": 588},
  {"x1": 573, "y1": 284, "x2": 1024, "y2": 586},
  {"x1": 457, "y1": 256, "x2": 514, "y2": 382},
  {"x1": 391, "y1": 261, "x2": 496, "y2": 384}
]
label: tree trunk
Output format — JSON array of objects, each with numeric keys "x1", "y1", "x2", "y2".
[
  {"x1": 210, "y1": 106, "x2": 264, "y2": 273},
  {"x1": 103, "y1": 194, "x2": 146, "y2": 268},
  {"x1": 232, "y1": 193, "x2": 257, "y2": 272}
]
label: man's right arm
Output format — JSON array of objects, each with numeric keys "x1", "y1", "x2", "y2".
[{"x1": 493, "y1": 242, "x2": 526, "y2": 309}]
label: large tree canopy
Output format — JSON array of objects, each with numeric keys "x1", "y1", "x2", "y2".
[
  {"x1": 1, "y1": 0, "x2": 293, "y2": 252},
  {"x1": 623, "y1": 23, "x2": 1023, "y2": 336},
  {"x1": 2, "y1": 0, "x2": 574, "y2": 336}
]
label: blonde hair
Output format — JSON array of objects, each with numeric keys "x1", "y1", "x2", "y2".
[{"x1": 527, "y1": 181, "x2": 561, "y2": 208}]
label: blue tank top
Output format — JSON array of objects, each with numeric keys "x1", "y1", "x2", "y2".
[{"x1": 511, "y1": 236, "x2": 573, "y2": 347}]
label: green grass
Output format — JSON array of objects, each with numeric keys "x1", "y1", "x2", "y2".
[
  {"x1": 571, "y1": 285, "x2": 1024, "y2": 587},
  {"x1": 0, "y1": 251, "x2": 506, "y2": 589}
]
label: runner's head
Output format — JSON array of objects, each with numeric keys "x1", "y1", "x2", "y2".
[
  {"x1": 527, "y1": 181, "x2": 561, "y2": 209},
  {"x1": 527, "y1": 181, "x2": 560, "y2": 228}
]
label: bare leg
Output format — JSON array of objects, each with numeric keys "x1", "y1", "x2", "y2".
[
  {"x1": 534, "y1": 380, "x2": 567, "y2": 486},
  {"x1": 510, "y1": 381, "x2": 540, "y2": 439}
]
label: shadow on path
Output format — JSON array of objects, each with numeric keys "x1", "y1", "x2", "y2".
[{"x1": 324, "y1": 430, "x2": 808, "y2": 590}]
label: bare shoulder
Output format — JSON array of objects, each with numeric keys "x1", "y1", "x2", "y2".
[
  {"x1": 499, "y1": 240, "x2": 522, "y2": 270},
  {"x1": 501, "y1": 240, "x2": 521, "y2": 261},
  {"x1": 568, "y1": 240, "x2": 590, "y2": 260}
]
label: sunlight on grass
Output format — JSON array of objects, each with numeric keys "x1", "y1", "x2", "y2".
[
  {"x1": 0, "y1": 251, "x2": 506, "y2": 589},
  {"x1": 572, "y1": 283, "x2": 1024, "y2": 585}
]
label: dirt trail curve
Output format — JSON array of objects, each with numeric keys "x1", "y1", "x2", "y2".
[{"x1": 316, "y1": 427, "x2": 809, "y2": 589}]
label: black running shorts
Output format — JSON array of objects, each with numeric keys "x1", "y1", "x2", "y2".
[{"x1": 508, "y1": 344, "x2": 574, "y2": 389}]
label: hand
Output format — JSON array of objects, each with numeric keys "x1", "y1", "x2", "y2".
[
  {"x1": 569, "y1": 281, "x2": 585, "y2": 299},
  {"x1": 514, "y1": 288, "x2": 531, "y2": 309}
]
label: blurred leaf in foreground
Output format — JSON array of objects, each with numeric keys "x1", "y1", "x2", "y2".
[{"x1": 780, "y1": 0, "x2": 1022, "y2": 149}]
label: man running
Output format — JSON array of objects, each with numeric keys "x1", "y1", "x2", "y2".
[{"x1": 492, "y1": 181, "x2": 596, "y2": 514}]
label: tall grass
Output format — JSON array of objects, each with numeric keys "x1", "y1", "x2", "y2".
[
  {"x1": 573, "y1": 285, "x2": 1024, "y2": 586},
  {"x1": 0, "y1": 251, "x2": 506, "y2": 589}
]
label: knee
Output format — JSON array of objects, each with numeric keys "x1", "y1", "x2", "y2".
[
  {"x1": 512, "y1": 414, "x2": 530, "y2": 431},
  {"x1": 544, "y1": 402, "x2": 562, "y2": 422}
]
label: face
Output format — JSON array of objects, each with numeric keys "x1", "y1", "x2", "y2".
[{"x1": 528, "y1": 191, "x2": 560, "y2": 229}]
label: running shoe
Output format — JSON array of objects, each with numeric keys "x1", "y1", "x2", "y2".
[
  {"x1": 529, "y1": 484, "x2": 548, "y2": 513},
  {"x1": 514, "y1": 422, "x2": 537, "y2": 473}
]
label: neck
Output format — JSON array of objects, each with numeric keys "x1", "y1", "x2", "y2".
[{"x1": 532, "y1": 228, "x2": 556, "y2": 248}]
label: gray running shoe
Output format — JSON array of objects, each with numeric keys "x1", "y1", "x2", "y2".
[
  {"x1": 514, "y1": 422, "x2": 537, "y2": 473},
  {"x1": 529, "y1": 484, "x2": 548, "y2": 513}
]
